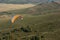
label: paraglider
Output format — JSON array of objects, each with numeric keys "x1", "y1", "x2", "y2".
[{"x1": 11, "y1": 15, "x2": 23, "y2": 23}]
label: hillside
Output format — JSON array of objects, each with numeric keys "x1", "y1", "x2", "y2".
[
  {"x1": 8, "y1": 2, "x2": 60, "y2": 15},
  {"x1": 0, "y1": 13, "x2": 60, "y2": 40},
  {"x1": 0, "y1": 3, "x2": 35, "y2": 12},
  {"x1": 0, "y1": 0, "x2": 60, "y2": 40},
  {"x1": 0, "y1": 1, "x2": 60, "y2": 40}
]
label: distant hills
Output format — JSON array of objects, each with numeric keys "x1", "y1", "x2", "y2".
[
  {"x1": 0, "y1": 0, "x2": 59, "y2": 4},
  {"x1": 25, "y1": 2, "x2": 60, "y2": 14},
  {"x1": 0, "y1": 0, "x2": 44, "y2": 4},
  {"x1": 7, "y1": 2, "x2": 60, "y2": 15},
  {"x1": 0, "y1": 1, "x2": 60, "y2": 15}
]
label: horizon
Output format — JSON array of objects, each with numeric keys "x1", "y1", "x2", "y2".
[{"x1": 0, "y1": 0, "x2": 59, "y2": 4}]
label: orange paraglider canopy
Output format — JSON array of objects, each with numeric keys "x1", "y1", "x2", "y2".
[{"x1": 11, "y1": 15, "x2": 23, "y2": 23}]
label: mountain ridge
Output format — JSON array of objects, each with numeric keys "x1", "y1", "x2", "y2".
[
  {"x1": 8, "y1": 2, "x2": 60, "y2": 15},
  {"x1": 0, "y1": 0, "x2": 59, "y2": 4}
]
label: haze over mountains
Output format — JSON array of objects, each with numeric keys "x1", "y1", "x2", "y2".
[{"x1": 0, "y1": 0, "x2": 60, "y2": 4}]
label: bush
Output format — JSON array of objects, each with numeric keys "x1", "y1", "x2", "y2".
[{"x1": 31, "y1": 36, "x2": 39, "y2": 40}]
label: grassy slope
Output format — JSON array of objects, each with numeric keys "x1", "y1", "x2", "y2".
[{"x1": 0, "y1": 13, "x2": 60, "y2": 40}]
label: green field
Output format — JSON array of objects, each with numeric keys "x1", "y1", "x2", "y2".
[{"x1": 0, "y1": 13, "x2": 60, "y2": 40}]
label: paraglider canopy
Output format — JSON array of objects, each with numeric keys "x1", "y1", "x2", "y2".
[{"x1": 11, "y1": 15, "x2": 23, "y2": 23}]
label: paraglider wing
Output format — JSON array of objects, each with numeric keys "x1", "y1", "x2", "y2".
[{"x1": 11, "y1": 15, "x2": 23, "y2": 23}]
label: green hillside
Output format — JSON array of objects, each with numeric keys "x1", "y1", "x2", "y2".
[{"x1": 0, "y1": 13, "x2": 60, "y2": 40}]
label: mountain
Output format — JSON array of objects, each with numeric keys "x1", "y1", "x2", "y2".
[
  {"x1": 0, "y1": 0, "x2": 59, "y2": 4},
  {"x1": 0, "y1": 0, "x2": 44, "y2": 4},
  {"x1": 7, "y1": 2, "x2": 60, "y2": 15}
]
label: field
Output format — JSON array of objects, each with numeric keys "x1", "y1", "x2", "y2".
[
  {"x1": 0, "y1": 3, "x2": 35, "y2": 12},
  {"x1": 0, "y1": 13, "x2": 60, "y2": 40}
]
